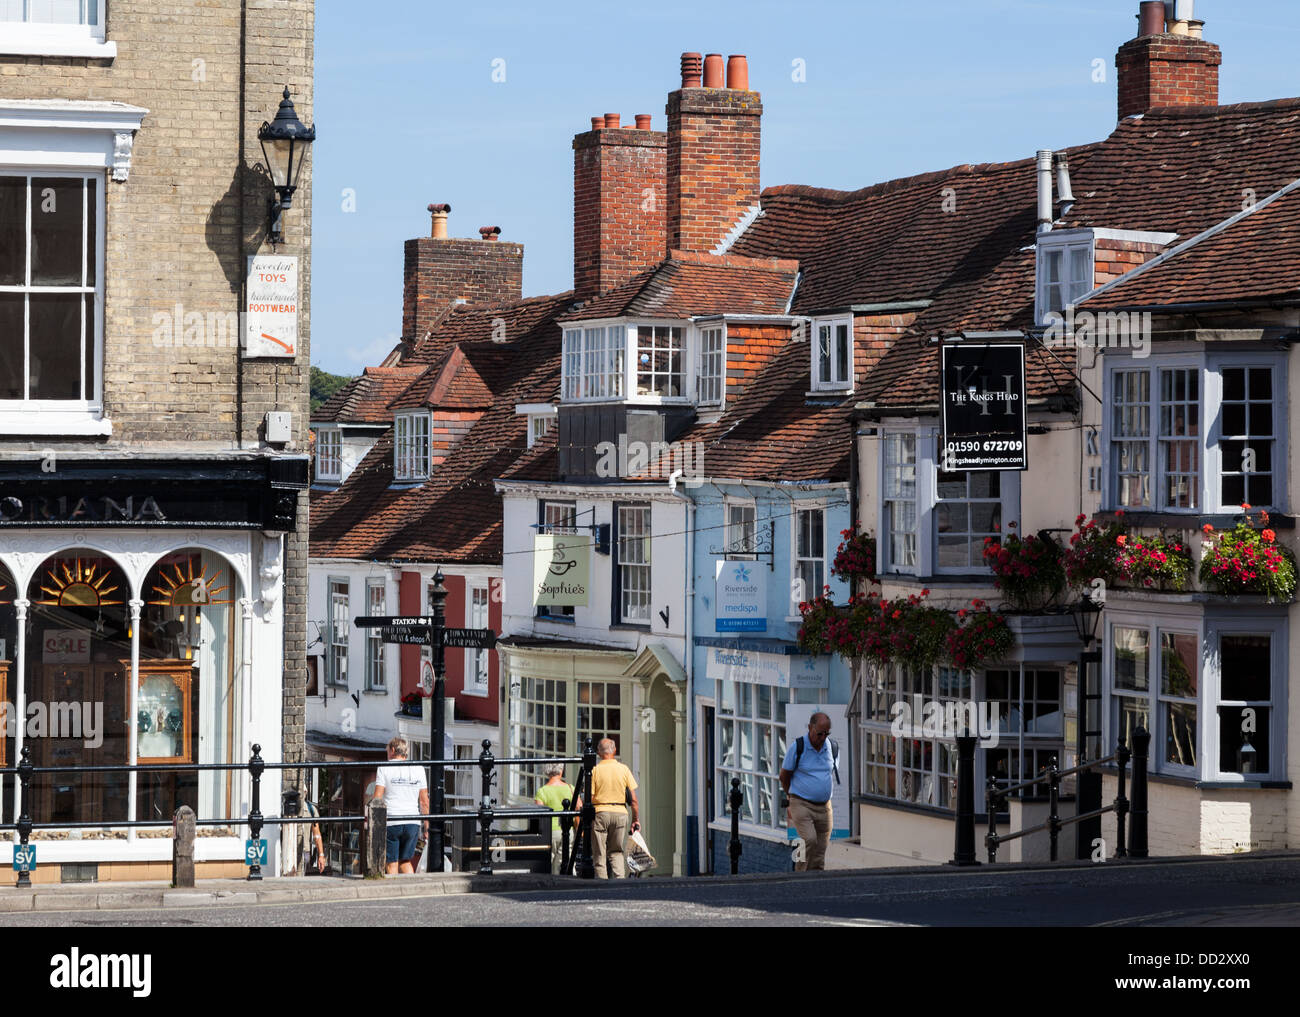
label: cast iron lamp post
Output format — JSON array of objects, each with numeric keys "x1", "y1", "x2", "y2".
[
  {"x1": 257, "y1": 86, "x2": 315, "y2": 244},
  {"x1": 1073, "y1": 594, "x2": 1104, "y2": 858}
]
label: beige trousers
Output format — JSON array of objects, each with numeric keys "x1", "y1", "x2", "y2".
[
  {"x1": 592, "y1": 809, "x2": 628, "y2": 878},
  {"x1": 788, "y1": 796, "x2": 831, "y2": 871}
]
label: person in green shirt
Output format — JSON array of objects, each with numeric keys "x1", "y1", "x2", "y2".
[{"x1": 534, "y1": 763, "x2": 576, "y2": 874}]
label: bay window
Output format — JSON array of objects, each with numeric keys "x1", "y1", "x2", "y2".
[
  {"x1": 882, "y1": 432, "x2": 918, "y2": 572},
  {"x1": 1036, "y1": 233, "x2": 1094, "y2": 323},
  {"x1": 1104, "y1": 354, "x2": 1285, "y2": 513},
  {"x1": 935, "y1": 469, "x2": 1002, "y2": 571},
  {"x1": 636, "y1": 324, "x2": 683, "y2": 397},
  {"x1": 1105, "y1": 608, "x2": 1286, "y2": 781},
  {"x1": 559, "y1": 321, "x2": 716, "y2": 404}
]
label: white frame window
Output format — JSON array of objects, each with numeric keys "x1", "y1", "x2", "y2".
[
  {"x1": 562, "y1": 325, "x2": 625, "y2": 401},
  {"x1": 0, "y1": 0, "x2": 115, "y2": 58},
  {"x1": 616, "y1": 503, "x2": 652, "y2": 624},
  {"x1": 811, "y1": 316, "x2": 853, "y2": 392},
  {"x1": 0, "y1": 171, "x2": 102, "y2": 408},
  {"x1": 934, "y1": 468, "x2": 1003, "y2": 572},
  {"x1": 1103, "y1": 353, "x2": 1286, "y2": 513},
  {"x1": 394, "y1": 412, "x2": 430, "y2": 481},
  {"x1": 697, "y1": 324, "x2": 726, "y2": 405},
  {"x1": 725, "y1": 500, "x2": 756, "y2": 559},
  {"x1": 464, "y1": 584, "x2": 490, "y2": 697},
  {"x1": 1035, "y1": 232, "x2": 1094, "y2": 324},
  {"x1": 527, "y1": 413, "x2": 554, "y2": 449},
  {"x1": 880, "y1": 429, "x2": 1020, "y2": 577},
  {"x1": 364, "y1": 579, "x2": 385, "y2": 692},
  {"x1": 881, "y1": 431, "x2": 918, "y2": 573},
  {"x1": 715, "y1": 679, "x2": 807, "y2": 833},
  {"x1": 316, "y1": 427, "x2": 342, "y2": 481},
  {"x1": 792, "y1": 505, "x2": 825, "y2": 610},
  {"x1": 635, "y1": 324, "x2": 684, "y2": 398},
  {"x1": 1104, "y1": 609, "x2": 1288, "y2": 782},
  {"x1": 537, "y1": 500, "x2": 577, "y2": 620},
  {"x1": 327, "y1": 577, "x2": 349, "y2": 688}
]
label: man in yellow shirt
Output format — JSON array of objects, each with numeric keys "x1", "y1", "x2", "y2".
[{"x1": 586, "y1": 738, "x2": 639, "y2": 878}]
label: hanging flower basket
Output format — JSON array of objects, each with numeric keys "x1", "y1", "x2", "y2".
[
  {"x1": 1199, "y1": 506, "x2": 1297, "y2": 602},
  {"x1": 831, "y1": 527, "x2": 876, "y2": 585},
  {"x1": 981, "y1": 523, "x2": 1066, "y2": 610},
  {"x1": 944, "y1": 600, "x2": 1016, "y2": 671}
]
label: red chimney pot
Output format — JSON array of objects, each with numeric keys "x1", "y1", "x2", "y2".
[
  {"x1": 1137, "y1": 1, "x2": 1166, "y2": 37},
  {"x1": 603, "y1": 113, "x2": 620, "y2": 129},
  {"x1": 702, "y1": 53, "x2": 724, "y2": 88},
  {"x1": 479, "y1": 226, "x2": 501, "y2": 241},
  {"x1": 590, "y1": 116, "x2": 604, "y2": 131},
  {"x1": 680, "y1": 52, "x2": 702, "y2": 88},
  {"x1": 635, "y1": 114, "x2": 652, "y2": 130},
  {"x1": 725, "y1": 55, "x2": 749, "y2": 91}
]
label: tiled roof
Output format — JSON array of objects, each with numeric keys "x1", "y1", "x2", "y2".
[
  {"x1": 557, "y1": 250, "x2": 799, "y2": 322},
  {"x1": 635, "y1": 341, "x2": 853, "y2": 484},
  {"x1": 388, "y1": 344, "x2": 516, "y2": 411},
  {"x1": 405, "y1": 292, "x2": 575, "y2": 364},
  {"x1": 310, "y1": 366, "x2": 424, "y2": 424},
  {"x1": 310, "y1": 294, "x2": 570, "y2": 563},
  {"x1": 1081, "y1": 180, "x2": 1300, "y2": 310}
]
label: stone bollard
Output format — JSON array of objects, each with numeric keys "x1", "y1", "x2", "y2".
[
  {"x1": 365, "y1": 798, "x2": 387, "y2": 877},
  {"x1": 172, "y1": 805, "x2": 196, "y2": 887}
]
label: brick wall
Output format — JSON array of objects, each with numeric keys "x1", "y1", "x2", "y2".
[
  {"x1": 402, "y1": 236, "x2": 523, "y2": 340},
  {"x1": 666, "y1": 88, "x2": 762, "y2": 254},
  {"x1": 573, "y1": 126, "x2": 666, "y2": 300},
  {"x1": 1116, "y1": 36, "x2": 1221, "y2": 121},
  {"x1": 431, "y1": 411, "x2": 482, "y2": 465},
  {"x1": 854, "y1": 312, "x2": 918, "y2": 383},
  {"x1": 0, "y1": 0, "x2": 314, "y2": 768},
  {"x1": 1093, "y1": 237, "x2": 1167, "y2": 287},
  {"x1": 1101, "y1": 776, "x2": 1289, "y2": 856},
  {"x1": 724, "y1": 322, "x2": 788, "y2": 404}
]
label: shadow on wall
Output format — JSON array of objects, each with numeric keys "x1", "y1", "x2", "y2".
[{"x1": 205, "y1": 161, "x2": 276, "y2": 294}]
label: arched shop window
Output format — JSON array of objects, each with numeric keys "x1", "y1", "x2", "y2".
[
  {"x1": 140, "y1": 549, "x2": 242, "y2": 823},
  {"x1": 25, "y1": 552, "x2": 132, "y2": 826}
]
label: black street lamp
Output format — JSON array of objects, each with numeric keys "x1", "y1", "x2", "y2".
[
  {"x1": 1072, "y1": 594, "x2": 1103, "y2": 647},
  {"x1": 257, "y1": 86, "x2": 316, "y2": 244},
  {"x1": 1073, "y1": 593, "x2": 1104, "y2": 859}
]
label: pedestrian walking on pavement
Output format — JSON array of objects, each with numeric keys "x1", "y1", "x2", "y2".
[
  {"x1": 580, "y1": 738, "x2": 639, "y2": 879},
  {"x1": 779, "y1": 712, "x2": 839, "y2": 871}
]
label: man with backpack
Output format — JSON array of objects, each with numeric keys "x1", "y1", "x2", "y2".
[{"x1": 779, "y1": 712, "x2": 839, "y2": 871}]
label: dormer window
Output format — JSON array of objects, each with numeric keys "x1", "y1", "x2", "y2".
[
  {"x1": 1036, "y1": 232, "x2": 1094, "y2": 324},
  {"x1": 394, "y1": 412, "x2": 430, "y2": 481},
  {"x1": 697, "y1": 324, "x2": 725, "y2": 405},
  {"x1": 811, "y1": 316, "x2": 853, "y2": 392},
  {"x1": 635, "y1": 325, "x2": 684, "y2": 397},
  {"x1": 316, "y1": 428, "x2": 342, "y2": 482}
]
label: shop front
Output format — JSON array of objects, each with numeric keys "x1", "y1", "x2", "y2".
[{"x1": 0, "y1": 455, "x2": 306, "y2": 883}]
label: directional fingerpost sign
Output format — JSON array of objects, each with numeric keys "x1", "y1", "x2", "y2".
[{"x1": 441, "y1": 627, "x2": 498, "y2": 650}]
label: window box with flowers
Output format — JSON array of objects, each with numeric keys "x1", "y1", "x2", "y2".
[
  {"x1": 399, "y1": 692, "x2": 425, "y2": 717},
  {"x1": 1064, "y1": 512, "x2": 1193, "y2": 593},
  {"x1": 981, "y1": 523, "x2": 1067, "y2": 611},
  {"x1": 1199, "y1": 506, "x2": 1297, "y2": 602}
]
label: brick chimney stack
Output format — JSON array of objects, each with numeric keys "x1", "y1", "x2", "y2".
[
  {"x1": 666, "y1": 52, "x2": 762, "y2": 254},
  {"x1": 1116, "y1": 1, "x2": 1220, "y2": 121},
  {"x1": 572, "y1": 113, "x2": 667, "y2": 300},
  {"x1": 402, "y1": 204, "x2": 523, "y2": 340}
]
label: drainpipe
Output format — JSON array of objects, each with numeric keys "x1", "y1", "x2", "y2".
[{"x1": 667, "y1": 470, "x2": 696, "y2": 864}]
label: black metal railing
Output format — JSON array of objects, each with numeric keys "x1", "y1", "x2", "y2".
[
  {"x1": 1, "y1": 737, "x2": 601, "y2": 887},
  {"x1": 951, "y1": 726, "x2": 1150, "y2": 865}
]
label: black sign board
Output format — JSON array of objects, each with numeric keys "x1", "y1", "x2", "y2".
[
  {"x1": 355, "y1": 616, "x2": 431, "y2": 628},
  {"x1": 381, "y1": 625, "x2": 432, "y2": 645},
  {"x1": 940, "y1": 342, "x2": 1028, "y2": 471},
  {"x1": 441, "y1": 627, "x2": 498, "y2": 650}
]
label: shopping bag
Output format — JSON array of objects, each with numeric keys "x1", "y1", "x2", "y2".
[{"x1": 626, "y1": 829, "x2": 657, "y2": 874}]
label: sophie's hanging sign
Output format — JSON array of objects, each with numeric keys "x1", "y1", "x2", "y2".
[
  {"x1": 940, "y1": 342, "x2": 1027, "y2": 471},
  {"x1": 245, "y1": 255, "x2": 298, "y2": 358},
  {"x1": 532, "y1": 533, "x2": 591, "y2": 607}
]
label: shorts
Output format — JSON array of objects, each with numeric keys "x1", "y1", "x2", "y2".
[{"x1": 386, "y1": 823, "x2": 418, "y2": 864}]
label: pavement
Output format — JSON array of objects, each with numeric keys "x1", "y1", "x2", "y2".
[{"x1": 4, "y1": 849, "x2": 1300, "y2": 915}]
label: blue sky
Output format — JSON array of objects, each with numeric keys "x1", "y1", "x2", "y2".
[{"x1": 310, "y1": 0, "x2": 1300, "y2": 374}]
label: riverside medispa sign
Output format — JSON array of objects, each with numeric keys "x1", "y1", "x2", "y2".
[
  {"x1": 940, "y1": 341, "x2": 1028, "y2": 471},
  {"x1": 715, "y1": 559, "x2": 766, "y2": 631}
]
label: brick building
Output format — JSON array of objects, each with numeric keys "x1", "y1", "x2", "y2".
[{"x1": 0, "y1": 1, "x2": 313, "y2": 881}]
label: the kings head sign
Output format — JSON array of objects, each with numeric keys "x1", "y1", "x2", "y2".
[{"x1": 940, "y1": 342, "x2": 1028, "y2": 472}]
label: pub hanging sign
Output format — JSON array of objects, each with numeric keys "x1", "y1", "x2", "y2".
[{"x1": 940, "y1": 342, "x2": 1028, "y2": 472}]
